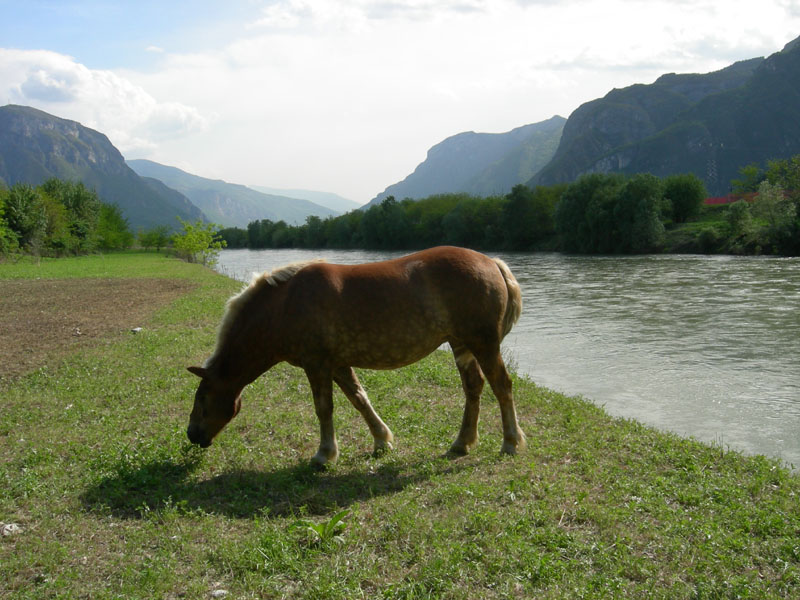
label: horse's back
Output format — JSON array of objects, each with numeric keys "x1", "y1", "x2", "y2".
[{"x1": 277, "y1": 247, "x2": 517, "y2": 368}]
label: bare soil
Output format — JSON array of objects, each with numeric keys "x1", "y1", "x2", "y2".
[{"x1": 0, "y1": 278, "x2": 195, "y2": 380}]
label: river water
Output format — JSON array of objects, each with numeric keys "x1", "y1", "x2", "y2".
[{"x1": 215, "y1": 248, "x2": 800, "y2": 468}]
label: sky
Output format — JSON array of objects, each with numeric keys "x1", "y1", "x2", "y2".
[{"x1": 1, "y1": 1, "x2": 799, "y2": 205}]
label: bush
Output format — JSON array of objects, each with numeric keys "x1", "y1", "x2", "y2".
[{"x1": 172, "y1": 218, "x2": 227, "y2": 266}]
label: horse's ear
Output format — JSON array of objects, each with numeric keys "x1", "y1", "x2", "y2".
[{"x1": 187, "y1": 366, "x2": 208, "y2": 378}]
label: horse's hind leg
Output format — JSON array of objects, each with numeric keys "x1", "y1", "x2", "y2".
[
  {"x1": 474, "y1": 348, "x2": 526, "y2": 455},
  {"x1": 333, "y1": 367, "x2": 394, "y2": 455},
  {"x1": 449, "y1": 344, "x2": 485, "y2": 456}
]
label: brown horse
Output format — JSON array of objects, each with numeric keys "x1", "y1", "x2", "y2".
[{"x1": 187, "y1": 246, "x2": 525, "y2": 466}]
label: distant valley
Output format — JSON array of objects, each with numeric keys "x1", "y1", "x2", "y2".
[
  {"x1": 127, "y1": 159, "x2": 342, "y2": 228},
  {"x1": 0, "y1": 105, "x2": 353, "y2": 231}
]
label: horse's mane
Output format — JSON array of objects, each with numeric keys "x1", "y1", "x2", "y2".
[{"x1": 205, "y1": 260, "x2": 324, "y2": 367}]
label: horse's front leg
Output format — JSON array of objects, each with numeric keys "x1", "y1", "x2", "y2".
[
  {"x1": 333, "y1": 366, "x2": 394, "y2": 455},
  {"x1": 305, "y1": 366, "x2": 339, "y2": 467}
]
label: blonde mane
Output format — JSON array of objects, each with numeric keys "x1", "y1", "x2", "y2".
[{"x1": 205, "y1": 260, "x2": 324, "y2": 367}]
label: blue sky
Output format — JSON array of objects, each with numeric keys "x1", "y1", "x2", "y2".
[
  {"x1": 0, "y1": 1, "x2": 256, "y2": 68},
  {"x1": 1, "y1": 1, "x2": 799, "y2": 203}
]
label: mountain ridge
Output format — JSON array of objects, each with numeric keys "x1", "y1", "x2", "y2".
[
  {"x1": 0, "y1": 104, "x2": 203, "y2": 229},
  {"x1": 127, "y1": 159, "x2": 339, "y2": 228},
  {"x1": 366, "y1": 115, "x2": 565, "y2": 207},
  {"x1": 531, "y1": 37, "x2": 800, "y2": 194}
]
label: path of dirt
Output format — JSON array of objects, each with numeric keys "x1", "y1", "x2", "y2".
[{"x1": 0, "y1": 278, "x2": 196, "y2": 380}]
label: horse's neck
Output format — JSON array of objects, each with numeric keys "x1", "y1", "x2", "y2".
[{"x1": 214, "y1": 324, "x2": 275, "y2": 387}]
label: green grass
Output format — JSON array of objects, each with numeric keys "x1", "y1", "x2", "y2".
[{"x1": 2, "y1": 252, "x2": 799, "y2": 599}]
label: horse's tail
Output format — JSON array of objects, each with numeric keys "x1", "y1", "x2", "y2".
[{"x1": 494, "y1": 258, "x2": 522, "y2": 339}]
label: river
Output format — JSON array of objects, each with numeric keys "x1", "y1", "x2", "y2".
[{"x1": 215, "y1": 248, "x2": 800, "y2": 468}]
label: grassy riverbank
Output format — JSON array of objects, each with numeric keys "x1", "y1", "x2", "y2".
[{"x1": 1, "y1": 252, "x2": 799, "y2": 599}]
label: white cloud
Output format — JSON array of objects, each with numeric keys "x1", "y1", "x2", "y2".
[{"x1": 0, "y1": 48, "x2": 208, "y2": 154}]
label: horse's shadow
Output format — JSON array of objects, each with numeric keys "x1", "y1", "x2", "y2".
[{"x1": 81, "y1": 450, "x2": 459, "y2": 519}]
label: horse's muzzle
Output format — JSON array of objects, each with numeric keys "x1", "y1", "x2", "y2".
[{"x1": 187, "y1": 424, "x2": 211, "y2": 448}]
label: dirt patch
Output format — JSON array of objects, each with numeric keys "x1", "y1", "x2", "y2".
[{"x1": 0, "y1": 278, "x2": 196, "y2": 380}]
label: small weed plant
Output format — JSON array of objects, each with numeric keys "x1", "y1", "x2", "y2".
[{"x1": 290, "y1": 509, "x2": 351, "y2": 547}]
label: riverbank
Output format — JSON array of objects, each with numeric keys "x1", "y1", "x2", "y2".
[{"x1": 1, "y1": 252, "x2": 798, "y2": 599}]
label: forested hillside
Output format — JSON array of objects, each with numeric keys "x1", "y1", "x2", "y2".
[{"x1": 0, "y1": 105, "x2": 204, "y2": 230}]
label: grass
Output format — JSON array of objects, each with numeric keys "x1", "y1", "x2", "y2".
[{"x1": 2, "y1": 251, "x2": 799, "y2": 599}]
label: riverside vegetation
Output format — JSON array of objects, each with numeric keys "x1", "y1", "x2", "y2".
[
  {"x1": 1, "y1": 251, "x2": 799, "y2": 599},
  {"x1": 220, "y1": 156, "x2": 800, "y2": 256}
]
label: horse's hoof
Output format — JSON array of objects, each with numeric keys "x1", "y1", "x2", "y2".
[
  {"x1": 372, "y1": 440, "x2": 393, "y2": 457},
  {"x1": 311, "y1": 450, "x2": 338, "y2": 469},
  {"x1": 447, "y1": 443, "x2": 469, "y2": 457}
]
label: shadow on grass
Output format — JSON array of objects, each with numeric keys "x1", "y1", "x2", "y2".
[{"x1": 80, "y1": 449, "x2": 459, "y2": 519}]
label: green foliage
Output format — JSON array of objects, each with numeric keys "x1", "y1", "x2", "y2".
[
  {"x1": 290, "y1": 509, "x2": 351, "y2": 547},
  {"x1": 171, "y1": 218, "x2": 227, "y2": 266},
  {"x1": 214, "y1": 155, "x2": 800, "y2": 256},
  {"x1": 614, "y1": 173, "x2": 667, "y2": 253},
  {"x1": 40, "y1": 179, "x2": 101, "y2": 251},
  {"x1": 732, "y1": 163, "x2": 765, "y2": 194},
  {"x1": 4, "y1": 183, "x2": 47, "y2": 251},
  {"x1": 664, "y1": 173, "x2": 707, "y2": 223},
  {"x1": 96, "y1": 204, "x2": 134, "y2": 251},
  {"x1": 0, "y1": 188, "x2": 19, "y2": 255},
  {"x1": 726, "y1": 200, "x2": 755, "y2": 247},
  {"x1": 501, "y1": 184, "x2": 564, "y2": 249},
  {"x1": 138, "y1": 225, "x2": 172, "y2": 252},
  {"x1": 361, "y1": 196, "x2": 413, "y2": 249},
  {"x1": 766, "y1": 155, "x2": 800, "y2": 194},
  {"x1": 0, "y1": 178, "x2": 131, "y2": 257},
  {"x1": 555, "y1": 173, "x2": 627, "y2": 253}
]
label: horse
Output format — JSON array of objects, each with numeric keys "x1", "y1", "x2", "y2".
[{"x1": 187, "y1": 245, "x2": 526, "y2": 466}]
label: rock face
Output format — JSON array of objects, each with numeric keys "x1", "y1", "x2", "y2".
[
  {"x1": 366, "y1": 115, "x2": 565, "y2": 207},
  {"x1": 0, "y1": 105, "x2": 204, "y2": 230},
  {"x1": 532, "y1": 36, "x2": 800, "y2": 195}
]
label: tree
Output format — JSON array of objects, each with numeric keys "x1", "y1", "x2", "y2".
[
  {"x1": 731, "y1": 163, "x2": 765, "y2": 194},
  {"x1": 555, "y1": 173, "x2": 626, "y2": 253},
  {"x1": 726, "y1": 200, "x2": 754, "y2": 240},
  {"x1": 96, "y1": 203, "x2": 134, "y2": 250},
  {"x1": 614, "y1": 173, "x2": 666, "y2": 253},
  {"x1": 4, "y1": 183, "x2": 47, "y2": 251},
  {"x1": 172, "y1": 218, "x2": 227, "y2": 266},
  {"x1": 664, "y1": 173, "x2": 706, "y2": 223},
  {"x1": 41, "y1": 179, "x2": 100, "y2": 252},
  {"x1": 501, "y1": 184, "x2": 562, "y2": 250},
  {"x1": 0, "y1": 188, "x2": 19, "y2": 255},
  {"x1": 752, "y1": 180, "x2": 797, "y2": 252},
  {"x1": 216, "y1": 226, "x2": 248, "y2": 249},
  {"x1": 138, "y1": 225, "x2": 172, "y2": 252}
]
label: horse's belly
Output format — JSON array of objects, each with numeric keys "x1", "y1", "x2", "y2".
[{"x1": 331, "y1": 321, "x2": 446, "y2": 370}]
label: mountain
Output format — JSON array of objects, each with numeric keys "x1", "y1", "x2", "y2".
[
  {"x1": 127, "y1": 160, "x2": 338, "y2": 228},
  {"x1": 0, "y1": 105, "x2": 204, "y2": 230},
  {"x1": 249, "y1": 186, "x2": 360, "y2": 213},
  {"x1": 365, "y1": 115, "x2": 565, "y2": 207},
  {"x1": 531, "y1": 36, "x2": 800, "y2": 195}
]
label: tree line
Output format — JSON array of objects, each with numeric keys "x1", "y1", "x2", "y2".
[
  {"x1": 218, "y1": 158, "x2": 800, "y2": 255},
  {"x1": 0, "y1": 179, "x2": 136, "y2": 256},
  {"x1": 0, "y1": 178, "x2": 209, "y2": 258},
  {"x1": 217, "y1": 172, "x2": 709, "y2": 254},
  {"x1": 3, "y1": 156, "x2": 797, "y2": 260}
]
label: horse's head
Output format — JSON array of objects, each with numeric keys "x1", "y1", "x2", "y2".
[{"x1": 186, "y1": 366, "x2": 242, "y2": 448}]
